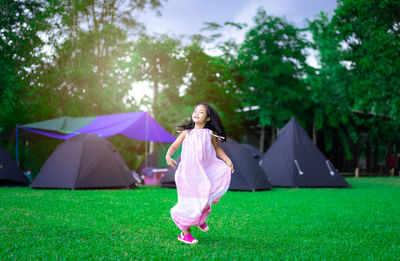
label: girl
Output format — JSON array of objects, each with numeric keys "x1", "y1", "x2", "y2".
[{"x1": 165, "y1": 103, "x2": 234, "y2": 244}]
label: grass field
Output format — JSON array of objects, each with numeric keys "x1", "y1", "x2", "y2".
[{"x1": 1, "y1": 177, "x2": 399, "y2": 260}]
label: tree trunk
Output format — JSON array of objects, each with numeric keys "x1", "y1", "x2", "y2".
[
  {"x1": 149, "y1": 140, "x2": 154, "y2": 155},
  {"x1": 366, "y1": 140, "x2": 371, "y2": 173},
  {"x1": 352, "y1": 143, "x2": 361, "y2": 174},
  {"x1": 374, "y1": 141, "x2": 378, "y2": 173},
  {"x1": 153, "y1": 81, "x2": 159, "y2": 119},
  {"x1": 259, "y1": 125, "x2": 265, "y2": 153},
  {"x1": 379, "y1": 143, "x2": 390, "y2": 176},
  {"x1": 271, "y1": 122, "x2": 276, "y2": 143},
  {"x1": 150, "y1": 81, "x2": 159, "y2": 156},
  {"x1": 312, "y1": 119, "x2": 317, "y2": 145}
]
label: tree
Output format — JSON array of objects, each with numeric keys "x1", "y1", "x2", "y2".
[
  {"x1": 180, "y1": 41, "x2": 244, "y2": 139},
  {"x1": 330, "y1": 0, "x2": 400, "y2": 169},
  {"x1": 333, "y1": 0, "x2": 400, "y2": 120},
  {"x1": 232, "y1": 8, "x2": 311, "y2": 151},
  {"x1": 33, "y1": 0, "x2": 164, "y2": 118},
  {"x1": 130, "y1": 34, "x2": 186, "y2": 122},
  {"x1": 0, "y1": 0, "x2": 52, "y2": 134},
  {"x1": 306, "y1": 12, "x2": 355, "y2": 156},
  {"x1": 0, "y1": 0, "x2": 58, "y2": 173}
]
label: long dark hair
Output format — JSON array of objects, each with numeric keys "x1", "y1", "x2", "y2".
[{"x1": 178, "y1": 102, "x2": 227, "y2": 142}]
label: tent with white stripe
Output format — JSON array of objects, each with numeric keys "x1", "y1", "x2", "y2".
[{"x1": 259, "y1": 118, "x2": 350, "y2": 188}]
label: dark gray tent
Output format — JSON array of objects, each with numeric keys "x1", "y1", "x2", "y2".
[
  {"x1": 31, "y1": 133, "x2": 135, "y2": 189},
  {"x1": 0, "y1": 146, "x2": 29, "y2": 186},
  {"x1": 160, "y1": 156, "x2": 181, "y2": 189},
  {"x1": 260, "y1": 118, "x2": 350, "y2": 187},
  {"x1": 220, "y1": 138, "x2": 271, "y2": 191},
  {"x1": 161, "y1": 138, "x2": 272, "y2": 191},
  {"x1": 240, "y1": 143, "x2": 263, "y2": 162}
]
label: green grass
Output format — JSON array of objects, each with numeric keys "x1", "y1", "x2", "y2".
[{"x1": 1, "y1": 177, "x2": 399, "y2": 260}]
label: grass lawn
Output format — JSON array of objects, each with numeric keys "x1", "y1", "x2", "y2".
[{"x1": 1, "y1": 177, "x2": 399, "y2": 260}]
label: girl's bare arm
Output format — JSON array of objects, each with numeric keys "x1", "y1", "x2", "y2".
[
  {"x1": 211, "y1": 136, "x2": 234, "y2": 173},
  {"x1": 165, "y1": 131, "x2": 187, "y2": 169}
]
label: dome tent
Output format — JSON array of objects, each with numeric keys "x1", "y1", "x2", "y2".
[
  {"x1": 160, "y1": 156, "x2": 181, "y2": 189},
  {"x1": 219, "y1": 138, "x2": 271, "y2": 191},
  {"x1": 31, "y1": 133, "x2": 135, "y2": 189},
  {"x1": 0, "y1": 146, "x2": 29, "y2": 187},
  {"x1": 240, "y1": 143, "x2": 263, "y2": 163}
]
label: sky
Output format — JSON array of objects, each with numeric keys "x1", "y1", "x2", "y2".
[
  {"x1": 129, "y1": 0, "x2": 338, "y2": 107},
  {"x1": 138, "y1": 0, "x2": 337, "y2": 38}
]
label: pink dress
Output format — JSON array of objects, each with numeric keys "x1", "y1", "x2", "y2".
[{"x1": 171, "y1": 128, "x2": 231, "y2": 231}]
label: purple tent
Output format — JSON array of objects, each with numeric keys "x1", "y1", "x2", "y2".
[{"x1": 16, "y1": 111, "x2": 176, "y2": 163}]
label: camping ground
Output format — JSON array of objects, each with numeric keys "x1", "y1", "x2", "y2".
[{"x1": 1, "y1": 177, "x2": 399, "y2": 260}]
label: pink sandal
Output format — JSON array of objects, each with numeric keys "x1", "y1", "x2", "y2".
[
  {"x1": 177, "y1": 232, "x2": 198, "y2": 244},
  {"x1": 198, "y1": 222, "x2": 209, "y2": 232}
]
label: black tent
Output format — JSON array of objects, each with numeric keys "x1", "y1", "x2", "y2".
[
  {"x1": 259, "y1": 118, "x2": 350, "y2": 187},
  {"x1": 240, "y1": 143, "x2": 263, "y2": 162},
  {"x1": 31, "y1": 133, "x2": 135, "y2": 189},
  {"x1": 220, "y1": 138, "x2": 271, "y2": 191},
  {"x1": 161, "y1": 139, "x2": 272, "y2": 191},
  {"x1": 160, "y1": 156, "x2": 181, "y2": 189},
  {"x1": 0, "y1": 146, "x2": 29, "y2": 187}
]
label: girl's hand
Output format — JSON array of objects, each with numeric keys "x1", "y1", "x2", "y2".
[
  {"x1": 166, "y1": 155, "x2": 178, "y2": 169},
  {"x1": 227, "y1": 160, "x2": 234, "y2": 174}
]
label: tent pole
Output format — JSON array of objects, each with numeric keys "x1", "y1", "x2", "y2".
[
  {"x1": 145, "y1": 112, "x2": 149, "y2": 168},
  {"x1": 16, "y1": 125, "x2": 18, "y2": 165},
  {"x1": 145, "y1": 140, "x2": 148, "y2": 168}
]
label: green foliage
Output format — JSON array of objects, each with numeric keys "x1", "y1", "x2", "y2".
[
  {"x1": 306, "y1": 12, "x2": 357, "y2": 156},
  {"x1": 130, "y1": 35, "x2": 245, "y2": 139},
  {"x1": 231, "y1": 8, "x2": 311, "y2": 129},
  {"x1": 107, "y1": 135, "x2": 146, "y2": 171},
  {"x1": 38, "y1": 0, "x2": 165, "y2": 116},
  {"x1": 0, "y1": 0, "x2": 52, "y2": 132},
  {"x1": 1, "y1": 178, "x2": 399, "y2": 259},
  {"x1": 305, "y1": 1, "x2": 400, "y2": 161},
  {"x1": 130, "y1": 34, "x2": 187, "y2": 125},
  {"x1": 17, "y1": 139, "x2": 62, "y2": 178},
  {"x1": 181, "y1": 42, "x2": 245, "y2": 139},
  {"x1": 333, "y1": 0, "x2": 400, "y2": 119}
]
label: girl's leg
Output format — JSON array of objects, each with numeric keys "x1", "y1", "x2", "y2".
[{"x1": 182, "y1": 227, "x2": 191, "y2": 235}]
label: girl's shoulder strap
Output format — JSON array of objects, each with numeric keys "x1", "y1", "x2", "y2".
[
  {"x1": 176, "y1": 129, "x2": 190, "y2": 135},
  {"x1": 207, "y1": 129, "x2": 225, "y2": 141}
]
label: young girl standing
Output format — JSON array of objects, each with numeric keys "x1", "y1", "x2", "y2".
[{"x1": 165, "y1": 103, "x2": 234, "y2": 244}]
